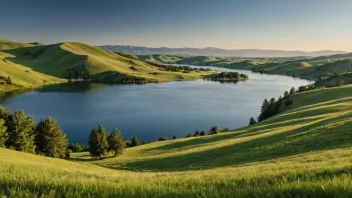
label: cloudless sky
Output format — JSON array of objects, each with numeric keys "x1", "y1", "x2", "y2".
[{"x1": 1, "y1": 0, "x2": 352, "y2": 51}]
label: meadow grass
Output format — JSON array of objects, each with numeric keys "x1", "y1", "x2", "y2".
[{"x1": 0, "y1": 85, "x2": 352, "y2": 197}]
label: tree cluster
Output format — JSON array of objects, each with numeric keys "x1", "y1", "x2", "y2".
[
  {"x1": 0, "y1": 106, "x2": 68, "y2": 158},
  {"x1": 88, "y1": 125, "x2": 125, "y2": 158},
  {"x1": 206, "y1": 72, "x2": 248, "y2": 82}
]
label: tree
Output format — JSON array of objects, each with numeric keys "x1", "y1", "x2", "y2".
[
  {"x1": 284, "y1": 91, "x2": 289, "y2": 99},
  {"x1": 173, "y1": 135, "x2": 177, "y2": 139},
  {"x1": 193, "y1": 131, "x2": 200, "y2": 137},
  {"x1": 0, "y1": 106, "x2": 13, "y2": 132},
  {"x1": 68, "y1": 143, "x2": 85, "y2": 152},
  {"x1": 88, "y1": 125, "x2": 109, "y2": 159},
  {"x1": 221, "y1": 128, "x2": 229, "y2": 132},
  {"x1": 290, "y1": 87, "x2": 296, "y2": 95},
  {"x1": 7, "y1": 110, "x2": 36, "y2": 153},
  {"x1": 249, "y1": 117, "x2": 256, "y2": 126},
  {"x1": 209, "y1": 126, "x2": 220, "y2": 135},
  {"x1": 0, "y1": 119, "x2": 8, "y2": 147},
  {"x1": 261, "y1": 99, "x2": 269, "y2": 114},
  {"x1": 284, "y1": 99, "x2": 293, "y2": 107},
  {"x1": 107, "y1": 128, "x2": 125, "y2": 156},
  {"x1": 185, "y1": 133, "x2": 193, "y2": 138},
  {"x1": 200, "y1": 131, "x2": 206, "y2": 136},
  {"x1": 35, "y1": 117, "x2": 68, "y2": 158},
  {"x1": 131, "y1": 136, "x2": 139, "y2": 147},
  {"x1": 141, "y1": 140, "x2": 147, "y2": 144}
]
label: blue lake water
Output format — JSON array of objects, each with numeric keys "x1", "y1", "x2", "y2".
[{"x1": 0, "y1": 67, "x2": 312, "y2": 144}]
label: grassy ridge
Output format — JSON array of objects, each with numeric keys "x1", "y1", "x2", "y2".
[
  {"x1": 0, "y1": 40, "x2": 212, "y2": 92},
  {"x1": 1, "y1": 85, "x2": 351, "y2": 197}
]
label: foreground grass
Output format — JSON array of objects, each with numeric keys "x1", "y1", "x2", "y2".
[{"x1": 1, "y1": 85, "x2": 352, "y2": 197}]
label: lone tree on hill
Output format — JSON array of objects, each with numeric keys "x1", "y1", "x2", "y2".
[
  {"x1": 209, "y1": 126, "x2": 220, "y2": 135},
  {"x1": 35, "y1": 117, "x2": 68, "y2": 158},
  {"x1": 107, "y1": 128, "x2": 125, "y2": 156},
  {"x1": 290, "y1": 87, "x2": 296, "y2": 95}
]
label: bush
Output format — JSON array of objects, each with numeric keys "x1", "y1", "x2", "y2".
[{"x1": 208, "y1": 126, "x2": 220, "y2": 135}]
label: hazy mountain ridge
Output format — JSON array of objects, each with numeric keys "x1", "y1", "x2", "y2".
[{"x1": 98, "y1": 45, "x2": 349, "y2": 57}]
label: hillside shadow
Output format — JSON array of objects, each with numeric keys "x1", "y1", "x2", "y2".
[{"x1": 117, "y1": 113, "x2": 352, "y2": 172}]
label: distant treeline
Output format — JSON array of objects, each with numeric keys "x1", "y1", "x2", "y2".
[{"x1": 204, "y1": 72, "x2": 248, "y2": 82}]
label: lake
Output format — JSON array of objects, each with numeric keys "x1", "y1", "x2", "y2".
[{"x1": 0, "y1": 67, "x2": 312, "y2": 144}]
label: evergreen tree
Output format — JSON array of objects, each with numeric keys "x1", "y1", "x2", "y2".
[
  {"x1": 0, "y1": 119, "x2": 7, "y2": 147},
  {"x1": 185, "y1": 133, "x2": 193, "y2": 138},
  {"x1": 107, "y1": 128, "x2": 125, "y2": 156},
  {"x1": 284, "y1": 91, "x2": 289, "y2": 99},
  {"x1": 131, "y1": 136, "x2": 139, "y2": 147},
  {"x1": 141, "y1": 140, "x2": 147, "y2": 144},
  {"x1": 7, "y1": 110, "x2": 36, "y2": 153},
  {"x1": 209, "y1": 126, "x2": 220, "y2": 135},
  {"x1": 97, "y1": 124, "x2": 109, "y2": 157},
  {"x1": 35, "y1": 117, "x2": 68, "y2": 158},
  {"x1": 193, "y1": 131, "x2": 200, "y2": 137},
  {"x1": 68, "y1": 143, "x2": 85, "y2": 152},
  {"x1": 261, "y1": 99, "x2": 269, "y2": 114},
  {"x1": 200, "y1": 131, "x2": 206, "y2": 136},
  {"x1": 88, "y1": 128, "x2": 101, "y2": 158},
  {"x1": 173, "y1": 135, "x2": 177, "y2": 139},
  {"x1": 249, "y1": 117, "x2": 256, "y2": 126}
]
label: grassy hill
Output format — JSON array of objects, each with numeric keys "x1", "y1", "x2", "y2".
[
  {"x1": 0, "y1": 40, "x2": 212, "y2": 92},
  {"x1": 1, "y1": 85, "x2": 351, "y2": 197},
  {"x1": 0, "y1": 39, "x2": 34, "y2": 50}
]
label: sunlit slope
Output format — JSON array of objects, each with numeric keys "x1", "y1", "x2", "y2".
[
  {"x1": 2, "y1": 42, "x2": 211, "y2": 84},
  {"x1": 1, "y1": 85, "x2": 352, "y2": 197},
  {"x1": 0, "y1": 39, "x2": 33, "y2": 50}
]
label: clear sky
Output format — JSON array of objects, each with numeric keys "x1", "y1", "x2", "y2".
[{"x1": 1, "y1": 0, "x2": 352, "y2": 51}]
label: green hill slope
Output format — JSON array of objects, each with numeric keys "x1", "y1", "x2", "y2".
[
  {"x1": 0, "y1": 40, "x2": 212, "y2": 92},
  {"x1": 0, "y1": 39, "x2": 34, "y2": 50},
  {"x1": 1, "y1": 85, "x2": 351, "y2": 197}
]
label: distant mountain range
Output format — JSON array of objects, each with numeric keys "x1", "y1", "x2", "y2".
[{"x1": 98, "y1": 45, "x2": 349, "y2": 57}]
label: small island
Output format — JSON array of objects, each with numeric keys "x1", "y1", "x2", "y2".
[{"x1": 204, "y1": 71, "x2": 249, "y2": 82}]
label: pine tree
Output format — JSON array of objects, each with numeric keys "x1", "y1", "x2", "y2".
[
  {"x1": 193, "y1": 131, "x2": 200, "y2": 137},
  {"x1": 97, "y1": 124, "x2": 109, "y2": 158},
  {"x1": 131, "y1": 136, "x2": 139, "y2": 147},
  {"x1": 88, "y1": 128, "x2": 100, "y2": 158},
  {"x1": 290, "y1": 87, "x2": 296, "y2": 95},
  {"x1": 200, "y1": 131, "x2": 206, "y2": 136},
  {"x1": 107, "y1": 128, "x2": 125, "y2": 156},
  {"x1": 8, "y1": 110, "x2": 36, "y2": 153},
  {"x1": 0, "y1": 119, "x2": 8, "y2": 147},
  {"x1": 35, "y1": 117, "x2": 68, "y2": 158}
]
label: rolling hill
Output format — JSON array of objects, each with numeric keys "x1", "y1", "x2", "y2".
[
  {"x1": 0, "y1": 40, "x2": 212, "y2": 92},
  {"x1": 1, "y1": 84, "x2": 351, "y2": 197}
]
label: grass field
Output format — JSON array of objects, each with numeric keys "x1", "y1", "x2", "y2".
[
  {"x1": 0, "y1": 40, "x2": 212, "y2": 92},
  {"x1": 0, "y1": 84, "x2": 351, "y2": 197}
]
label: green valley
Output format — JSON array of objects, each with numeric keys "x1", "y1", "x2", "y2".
[{"x1": 1, "y1": 84, "x2": 352, "y2": 197}]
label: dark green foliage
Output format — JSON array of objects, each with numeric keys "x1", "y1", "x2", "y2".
[
  {"x1": 284, "y1": 98, "x2": 294, "y2": 107},
  {"x1": 6, "y1": 110, "x2": 36, "y2": 153},
  {"x1": 35, "y1": 117, "x2": 68, "y2": 158},
  {"x1": 173, "y1": 135, "x2": 177, "y2": 139},
  {"x1": 284, "y1": 91, "x2": 289, "y2": 99},
  {"x1": 68, "y1": 143, "x2": 85, "y2": 152},
  {"x1": 200, "y1": 131, "x2": 206, "y2": 136},
  {"x1": 193, "y1": 131, "x2": 200, "y2": 137},
  {"x1": 221, "y1": 128, "x2": 229, "y2": 132},
  {"x1": 258, "y1": 97, "x2": 282, "y2": 122},
  {"x1": 88, "y1": 125, "x2": 109, "y2": 159},
  {"x1": 65, "y1": 149, "x2": 72, "y2": 158},
  {"x1": 125, "y1": 140, "x2": 132, "y2": 148},
  {"x1": 0, "y1": 106, "x2": 13, "y2": 129},
  {"x1": 209, "y1": 126, "x2": 220, "y2": 135},
  {"x1": 298, "y1": 84, "x2": 316, "y2": 93},
  {"x1": 155, "y1": 137, "x2": 168, "y2": 141},
  {"x1": 107, "y1": 129, "x2": 125, "y2": 156},
  {"x1": 206, "y1": 72, "x2": 248, "y2": 82},
  {"x1": 290, "y1": 87, "x2": 296, "y2": 95},
  {"x1": 141, "y1": 140, "x2": 147, "y2": 144},
  {"x1": 0, "y1": 119, "x2": 7, "y2": 147},
  {"x1": 131, "y1": 136, "x2": 139, "y2": 147},
  {"x1": 249, "y1": 117, "x2": 257, "y2": 126},
  {"x1": 185, "y1": 133, "x2": 193, "y2": 138}
]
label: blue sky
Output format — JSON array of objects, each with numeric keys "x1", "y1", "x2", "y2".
[{"x1": 1, "y1": 0, "x2": 352, "y2": 51}]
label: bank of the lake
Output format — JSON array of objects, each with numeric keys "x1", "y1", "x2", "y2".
[{"x1": 0, "y1": 67, "x2": 312, "y2": 144}]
